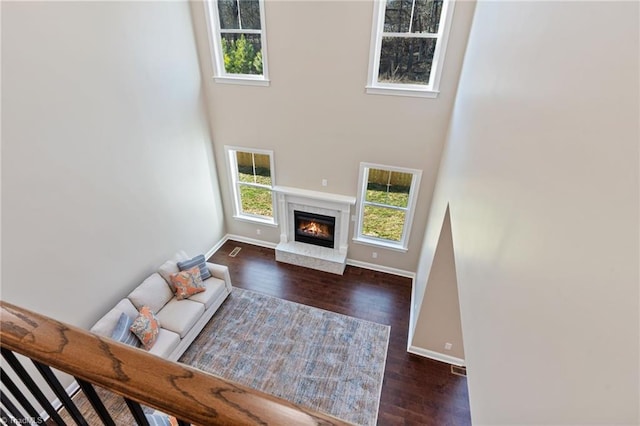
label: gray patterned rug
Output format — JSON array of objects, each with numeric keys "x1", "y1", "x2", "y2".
[
  {"x1": 179, "y1": 288, "x2": 390, "y2": 426},
  {"x1": 59, "y1": 288, "x2": 389, "y2": 425}
]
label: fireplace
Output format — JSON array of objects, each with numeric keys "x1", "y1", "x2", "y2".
[
  {"x1": 294, "y1": 210, "x2": 335, "y2": 249},
  {"x1": 274, "y1": 186, "x2": 355, "y2": 274}
]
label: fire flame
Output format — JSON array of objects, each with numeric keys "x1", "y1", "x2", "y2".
[{"x1": 301, "y1": 221, "x2": 330, "y2": 237}]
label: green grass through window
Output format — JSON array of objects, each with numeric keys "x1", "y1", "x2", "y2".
[
  {"x1": 239, "y1": 185, "x2": 273, "y2": 217},
  {"x1": 238, "y1": 172, "x2": 273, "y2": 217},
  {"x1": 362, "y1": 204, "x2": 406, "y2": 242},
  {"x1": 365, "y1": 188, "x2": 409, "y2": 208},
  {"x1": 363, "y1": 187, "x2": 409, "y2": 242}
]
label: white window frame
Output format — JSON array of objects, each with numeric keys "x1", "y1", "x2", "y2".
[
  {"x1": 353, "y1": 163, "x2": 422, "y2": 251},
  {"x1": 204, "y1": 0, "x2": 270, "y2": 86},
  {"x1": 366, "y1": 0, "x2": 455, "y2": 98},
  {"x1": 225, "y1": 146, "x2": 277, "y2": 226}
]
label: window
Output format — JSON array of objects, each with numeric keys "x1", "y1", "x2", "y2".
[
  {"x1": 354, "y1": 163, "x2": 422, "y2": 251},
  {"x1": 204, "y1": 0, "x2": 269, "y2": 86},
  {"x1": 226, "y1": 147, "x2": 276, "y2": 225},
  {"x1": 367, "y1": 0, "x2": 454, "y2": 98}
]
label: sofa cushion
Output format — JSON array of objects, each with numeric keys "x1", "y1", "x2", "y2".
[
  {"x1": 91, "y1": 299, "x2": 139, "y2": 337},
  {"x1": 169, "y1": 267, "x2": 205, "y2": 300},
  {"x1": 177, "y1": 254, "x2": 211, "y2": 281},
  {"x1": 110, "y1": 313, "x2": 141, "y2": 348},
  {"x1": 148, "y1": 328, "x2": 180, "y2": 358},
  {"x1": 130, "y1": 306, "x2": 160, "y2": 350},
  {"x1": 157, "y1": 260, "x2": 180, "y2": 288},
  {"x1": 188, "y1": 277, "x2": 228, "y2": 309},
  {"x1": 155, "y1": 298, "x2": 204, "y2": 338},
  {"x1": 128, "y1": 273, "x2": 173, "y2": 313}
]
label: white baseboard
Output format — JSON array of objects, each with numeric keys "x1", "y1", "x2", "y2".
[
  {"x1": 39, "y1": 379, "x2": 79, "y2": 422},
  {"x1": 345, "y1": 258, "x2": 415, "y2": 279},
  {"x1": 206, "y1": 237, "x2": 228, "y2": 259},
  {"x1": 407, "y1": 345, "x2": 465, "y2": 367},
  {"x1": 224, "y1": 234, "x2": 278, "y2": 249},
  {"x1": 208, "y1": 236, "x2": 416, "y2": 280},
  {"x1": 206, "y1": 234, "x2": 276, "y2": 260}
]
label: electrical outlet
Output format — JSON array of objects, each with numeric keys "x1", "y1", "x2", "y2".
[
  {"x1": 256, "y1": 229, "x2": 261, "y2": 235},
  {"x1": 322, "y1": 179, "x2": 328, "y2": 187},
  {"x1": 444, "y1": 342, "x2": 453, "y2": 351},
  {"x1": 372, "y1": 252, "x2": 378, "y2": 259}
]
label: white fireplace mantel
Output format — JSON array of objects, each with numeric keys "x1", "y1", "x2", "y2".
[
  {"x1": 273, "y1": 186, "x2": 356, "y2": 206},
  {"x1": 273, "y1": 186, "x2": 356, "y2": 274}
]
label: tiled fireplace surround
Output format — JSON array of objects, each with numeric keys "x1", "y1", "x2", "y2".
[{"x1": 274, "y1": 186, "x2": 356, "y2": 275}]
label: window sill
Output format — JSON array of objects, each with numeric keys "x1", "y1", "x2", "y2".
[
  {"x1": 365, "y1": 85, "x2": 439, "y2": 99},
  {"x1": 214, "y1": 76, "x2": 270, "y2": 87},
  {"x1": 232, "y1": 214, "x2": 278, "y2": 227},
  {"x1": 352, "y1": 236, "x2": 408, "y2": 253}
]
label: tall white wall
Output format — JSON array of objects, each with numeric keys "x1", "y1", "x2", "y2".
[
  {"x1": 416, "y1": 1, "x2": 639, "y2": 423},
  {"x1": 410, "y1": 207, "x2": 465, "y2": 363},
  {"x1": 190, "y1": 0, "x2": 476, "y2": 272},
  {"x1": 1, "y1": 0, "x2": 225, "y2": 329}
]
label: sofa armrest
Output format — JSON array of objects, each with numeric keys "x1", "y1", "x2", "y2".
[{"x1": 206, "y1": 262, "x2": 233, "y2": 293}]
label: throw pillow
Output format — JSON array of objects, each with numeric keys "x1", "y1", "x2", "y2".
[
  {"x1": 129, "y1": 306, "x2": 160, "y2": 350},
  {"x1": 169, "y1": 266, "x2": 205, "y2": 300},
  {"x1": 110, "y1": 313, "x2": 141, "y2": 348},
  {"x1": 145, "y1": 414, "x2": 178, "y2": 426},
  {"x1": 177, "y1": 254, "x2": 211, "y2": 281}
]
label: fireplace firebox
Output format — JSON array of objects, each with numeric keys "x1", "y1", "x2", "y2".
[{"x1": 294, "y1": 210, "x2": 335, "y2": 249}]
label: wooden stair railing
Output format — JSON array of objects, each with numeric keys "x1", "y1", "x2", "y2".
[{"x1": 0, "y1": 301, "x2": 350, "y2": 425}]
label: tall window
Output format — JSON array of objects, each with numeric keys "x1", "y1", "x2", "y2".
[
  {"x1": 354, "y1": 163, "x2": 422, "y2": 251},
  {"x1": 204, "y1": 0, "x2": 269, "y2": 85},
  {"x1": 226, "y1": 147, "x2": 276, "y2": 224},
  {"x1": 367, "y1": 0, "x2": 454, "y2": 97}
]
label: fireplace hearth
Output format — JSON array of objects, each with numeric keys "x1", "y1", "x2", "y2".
[{"x1": 294, "y1": 210, "x2": 335, "y2": 248}]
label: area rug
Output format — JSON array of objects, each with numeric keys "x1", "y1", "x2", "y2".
[
  {"x1": 179, "y1": 288, "x2": 390, "y2": 426},
  {"x1": 57, "y1": 288, "x2": 389, "y2": 425}
]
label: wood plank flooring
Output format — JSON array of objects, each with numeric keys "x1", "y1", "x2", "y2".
[{"x1": 208, "y1": 241, "x2": 471, "y2": 426}]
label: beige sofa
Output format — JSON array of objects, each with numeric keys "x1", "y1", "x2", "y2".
[{"x1": 90, "y1": 254, "x2": 232, "y2": 361}]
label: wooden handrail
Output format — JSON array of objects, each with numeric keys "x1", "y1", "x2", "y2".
[{"x1": 0, "y1": 301, "x2": 350, "y2": 425}]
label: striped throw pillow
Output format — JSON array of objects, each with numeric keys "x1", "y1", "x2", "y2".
[
  {"x1": 110, "y1": 313, "x2": 141, "y2": 348},
  {"x1": 145, "y1": 414, "x2": 178, "y2": 426},
  {"x1": 177, "y1": 254, "x2": 211, "y2": 281}
]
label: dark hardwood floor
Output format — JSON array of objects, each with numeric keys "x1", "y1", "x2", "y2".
[{"x1": 208, "y1": 241, "x2": 471, "y2": 426}]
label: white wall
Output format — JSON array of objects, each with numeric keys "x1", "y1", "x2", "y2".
[
  {"x1": 1, "y1": 1, "x2": 225, "y2": 329},
  {"x1": 410, "y1": 206, "x2": 464, "y2": 363},
  {"x1": 417, "y1": 1, "x2": 639, "y2": 424},
  {"x1": 190, "y1": 0, "x2": 476, "y2": 272}
]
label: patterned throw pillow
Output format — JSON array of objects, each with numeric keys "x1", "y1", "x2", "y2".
[
  {"x1": 110, "y1": 313, "x2": 141, "y2": 348},
  {"x1": 177, "y1": 254, "x2": 211, "y2": 281},
  {"x1": 129, "y1": 306, "x2": 160, "y2": 350},
  {"x1": 169, "y1": 266, "x2": 206, "y2": 300}
]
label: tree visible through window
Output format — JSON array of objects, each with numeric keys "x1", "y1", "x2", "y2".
[
  {"x1": 355, "y1": 163, "x2": 422, "y2": 250},
  {"x1": 379, "y1": 0, "x2": 443, "y2": 85},
  {"x1": 205, "y1": 0, "x2": 269, "y2": 83},
  {"x1": 367, "y1": 0, "x2": 453, "y2": 96},
  {"x1": 222, "y1": 36, "x2": 263, "y2": 75}
]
